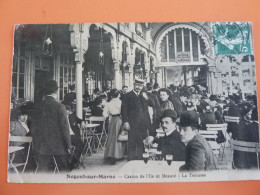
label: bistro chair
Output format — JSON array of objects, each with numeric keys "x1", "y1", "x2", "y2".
[
  {"x1": 53, "y1": 156, "x2": 60, "y2": 174},
  {"x1": 224, "y1": 116, "x2": 240, "y2": 124},
  {"x1": 230, "y1": 139, "x2": 260, "y2": 170},
  {"x1": 199, "y1": 130, "x2": 221, "y2": 156},
  {"x1": 88, "y1": 116, "x2": 107, "y2": 151},
  {"x1": 34, "y1": 155, "x2": 61, "y2": 174},
  {"x1": 206, "y1": 123, "x2": 228, "y2": 162},
  {"x1": 9, "y1": 136, "x2": 33, "y2": 174},
  {"x1": 81, "y1": 125, "x2": 94, "y2": 156},
  {"x1": 224, "y1": 115, "x2": 240, "y2": 139}
]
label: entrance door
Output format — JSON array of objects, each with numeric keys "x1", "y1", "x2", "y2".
[
  {"x1": 34, "y1": 70, "x2": 51, "y2": 102},
  {"x1": 33, "y1": 56, "x2": 54, "y2": 102}
]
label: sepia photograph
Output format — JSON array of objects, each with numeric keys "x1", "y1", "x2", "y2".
[{"x1": 8, "y1": 22, "x2": 260, "y2": 183}]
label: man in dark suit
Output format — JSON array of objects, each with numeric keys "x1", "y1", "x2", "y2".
[
  {"x1": 63, "y1": 84, "x2": 76, "y2": 105},
  {"x1": 121, "y1": 78, "x2": 154, "y2": 161},
  {"x1": 169, "y1": 85, "x2": 183, "y2": 118},
  {"x1": 65, "y1": 104, "x2": 85, "y2": 170},
  {"x1": 178, "y1": 111, "x2": 218, "y2": 171},
  {"x1": 152, "y1": 109, "x2": 186, "y2": 161},
  {"x1": 146, "y1": 83, "x2": 160, "y2": 130},
  {"x1": 152, "y1": 83, "x2": 160, "y2": 102},
  {"x1": 31, "y1": 80, "x2": 72, "y2": 172}
]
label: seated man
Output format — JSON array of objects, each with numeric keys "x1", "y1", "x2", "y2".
[
  {"x1": 65, "y1": 104, "x2": 86, "y2": 170},
  {"x1": 178, "y1": 111, "x2": 218, "y2": 171},
  {"x1": 144, "y1": 109, "x2": 186, "y2": 161}
]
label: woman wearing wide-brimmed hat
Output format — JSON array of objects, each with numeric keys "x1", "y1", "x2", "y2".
[
  {"x1": 9, "y1": 104, "x2": 36, "y2": 171},
  {"x1": 10, "y1": 105, "x2": 30, "y2": 139}
]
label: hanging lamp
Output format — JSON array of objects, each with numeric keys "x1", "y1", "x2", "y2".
[
  {"x1": 99, "y1": 28, "x2": 104, "y2": 65},
  {"x1": 42, "y1": 25, "x2": 53, "y2": 56}
]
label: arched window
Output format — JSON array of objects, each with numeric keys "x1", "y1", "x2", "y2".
[{"x1": 159, "y1": 28, "x2": 202, "y2": 63}]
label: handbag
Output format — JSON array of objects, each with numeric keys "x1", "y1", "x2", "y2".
[{"x1": 118, "y1": 126, "x2": 128, "y2": 142}]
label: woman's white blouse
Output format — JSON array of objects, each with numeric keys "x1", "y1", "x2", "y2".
[{"x1": 103, "y1": 98, "x2": 122, "y2": 118}]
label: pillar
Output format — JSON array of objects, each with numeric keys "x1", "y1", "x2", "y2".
[
  {"x1": 129, "y1": 65, "x2": 134, "y2": 90},
  {"x1": 76, "y1": 61, "x2": 83, "y2": 119},
  {"x1": 114, "y1": 60, "x2": 121, "y2": 89},
  {"x1": 70, "y1": 23, "x2": 90, "y2": 119}
]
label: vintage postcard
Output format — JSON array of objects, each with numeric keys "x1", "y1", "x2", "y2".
[{"x1": 8, "y1": 22, "x2": 260, "y2": 183}]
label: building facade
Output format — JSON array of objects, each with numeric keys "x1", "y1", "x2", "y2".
[{"x1": 12, "y1": 22, "x2": 256, "y2": 118}]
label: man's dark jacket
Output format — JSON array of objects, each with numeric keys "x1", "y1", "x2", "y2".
[
  {"x1": 31, "y1": 96, "x2": 72, "y2": 155},
  {"x1": 121, "y1": 90, "x2": 154, "y2": 161},
  {"x1": 180, "y1": 134, "x2": 218, "y2": 171},
  {"x1": 155, "y1": 130, "x2": 186, "y2": 161}
]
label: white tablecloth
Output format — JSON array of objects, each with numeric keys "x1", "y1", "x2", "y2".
[{"x1": 120, "y1": 160, "x2": 185, "y2": 173}]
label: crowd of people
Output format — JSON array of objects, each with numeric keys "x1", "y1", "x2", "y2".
[{"x1": 9, "y1": 77, "x2": 260, "y2": 173}]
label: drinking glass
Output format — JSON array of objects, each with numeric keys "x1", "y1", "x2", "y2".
[
  {"x1": 155, "y1": 150, "x2": 162, "y2": 161},
  {"x1": 166, "y1": 154, "x2": 173, "y2": 165},
  {"x1": 143, "y1": 153, "x2": 149, "y2": 164}
]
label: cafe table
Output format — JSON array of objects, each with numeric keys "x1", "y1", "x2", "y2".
[
  {"x1": 81, "y1": 123, "x2": 101, "y2": 155},
  {"x1": 81, "y1": 123, "x2": 100, "y2": 140}
]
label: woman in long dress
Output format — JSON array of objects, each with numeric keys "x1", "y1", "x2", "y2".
[{"x1": 103, "y1": 89, "x2": 126, "y2": 165}]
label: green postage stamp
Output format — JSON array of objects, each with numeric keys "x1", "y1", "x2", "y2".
[{"x1": 212, "y1": 22, "x2": 252, "y2": 55}]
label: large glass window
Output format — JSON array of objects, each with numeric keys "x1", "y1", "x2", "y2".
[
  {"x1": 176, "y1": 29, "x2": 182, "y2": 52},
  {"x1": 59, "y1": 53, "x2": 75, "y2": 100},
  {"x1": 184, "y1": 29, "x2": 190, "y2": 52},
  {"x1": 160, "y1": 36, "x2": 167, "y2": 62},
  {"x1": 168, "y1": 31, "x2": 175, "y2": 62},
  {"x1": 160, "y1": 28, "x2": 201, "y2": 63},
  {"x1": 12, "y1": 42, "x2": 26, "y2": 99},
  {"x1": 192, "y1": 31, "x2": 199, "y2": 61}
]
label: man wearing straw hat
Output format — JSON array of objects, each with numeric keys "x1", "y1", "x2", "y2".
[{"x1": 121, "y1": 77, "x2": 154, "y2": 161}]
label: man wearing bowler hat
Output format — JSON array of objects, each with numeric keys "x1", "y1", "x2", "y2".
[
  {"x1": 121, "y1": 78, "x2": 154, "y2": 161},
  {"x1": 178, "y1": 111, "x2": 218, "y2": 171},
  {"x1": 31, "y1": 80, "x2": 72, "y2": 172},
  {"x1": 144, "y1": 109, "x2": 186, "y2": 161}
]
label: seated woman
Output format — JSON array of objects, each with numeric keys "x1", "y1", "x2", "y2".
[
  {"x1": 158, "y1": 88, "x2": 174, "y2": 116},
  {"x1": 10, "y1": 105, "x2": 30, "y2": 142},
  {"x1": 83, "y1": 93, "x2": 92, "y2": 108},
  {"x1": 9, "y1": 105, "x2": 36, "y2": 171},
  {"x1": 199, "y1": 101, "x2": 217, "y2": 130},
  {"x1": 199, "y1": 101, "x2": 226, "y2": 144},
  {"x1": 247, "y1": 107, "x2": 260, "y2": 168},
  {"x1": 91, "y1": 96, "x2": 106, "y2": 133},
  {"x1": 233, "y1": 102, "x2": 259, "y2": 169},
  {"x1": 91, "y1": 96, "x2": 106, "y2": 116}
]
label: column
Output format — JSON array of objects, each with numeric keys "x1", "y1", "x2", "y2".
[
  {"x1": 215, "y1": 72, "x2": 223, "y2": 95},
  {"x1": 208, "y1": 71, "x2": 217, "y2": 95},
  {"x1": 155, "y1": 67, "x2": 162, "y2": 87},
  {"x1": 70, "y1": 23, "x2": 90, "y2": 119},
  {"x1": 128, "y1": 65, "x2": 134, "y2": 90},
  {"x1": 76, "y1": 61, "x2": 83, "y2": 119},
  {"x1": 114, "y1": 60, "x2": 121, "y2": 89},
  {"x1": 145, "y1": 70, "x2": 149, "y2": 82},
  {"x1": 207, "y1": 71, "x2": 212, "y2": 94}
]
